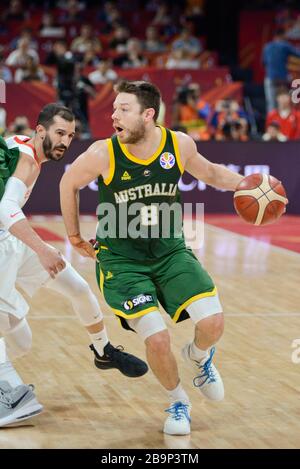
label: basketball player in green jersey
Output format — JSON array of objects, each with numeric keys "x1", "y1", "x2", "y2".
[{"x1": 60, "y1": 80, "x2": 244, "y2": 435}]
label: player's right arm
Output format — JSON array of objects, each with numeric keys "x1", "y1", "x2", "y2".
[
  {"x1": 0, "y1": 155, "x2": 66, "y2": 278},
  {"x1": 59, "y1": 140, "x2": 109, "y2": 258}
]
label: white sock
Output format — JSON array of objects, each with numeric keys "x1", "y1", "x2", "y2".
[
  {"x1": 190, "y1": 341, "x2": 209, "y2": 362},
  {"x1": 167, "y1": 382, "x2": 190, "y2": 404},
  {"x1": 0, "y1": 361, "x2": 23, "y2": 387},
  {"x1": 89, "y1": 327, "x2": 109, "y2": 356}
]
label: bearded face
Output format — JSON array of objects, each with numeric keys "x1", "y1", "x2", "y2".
[
  {"x1": 116, "y1": 117, "x2": 146, "y2": 144},
  {"x1": 43, "y1": 133, "x2": 68, "y2": 161}
]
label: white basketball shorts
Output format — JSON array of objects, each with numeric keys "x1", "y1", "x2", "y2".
[{"x1": 0, "y1": 234, "x2": 50, "y2": 320}]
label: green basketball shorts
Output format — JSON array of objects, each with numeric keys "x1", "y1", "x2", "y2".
[{"x1": 96, "y1": 245, "x2": 219, "y2": 330}]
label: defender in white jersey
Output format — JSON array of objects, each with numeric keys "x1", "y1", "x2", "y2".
[{"x1": 0, "y1": 104, "x2": 148, "y2": 427}]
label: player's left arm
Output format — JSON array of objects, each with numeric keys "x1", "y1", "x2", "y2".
[{"x1": 177, "y1": 132, "x2": 243, "y2": 191}]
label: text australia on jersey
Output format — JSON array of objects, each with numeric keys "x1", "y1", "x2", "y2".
[{"x1": 114, "y1": 182, "x2": 178, "y2": 204}]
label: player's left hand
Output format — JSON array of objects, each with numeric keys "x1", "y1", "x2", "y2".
[{"x1": 68, "y1": 234, "x2": 96, "y2": 259}]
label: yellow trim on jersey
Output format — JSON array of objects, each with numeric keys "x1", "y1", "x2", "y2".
[
  {"x1": 112, "y1": 306, "x2": 158, "y2": 320},
  {"x1": 170, "y1": 130, "x2": 184, "y2": 174},
  {"x1": 104, "y1": 139, "x2": 115, "y2": 185},
  {"x1": 173, "y1": 287, "x2": 217, "y2": 323},
  {"x1": 117, "y1": 126, "x2": 167, "y2": 166},
  {"x1": 100, "y1": 268, "x2": 104, "y2": 293},
  {"x1": 100, "y1": 245, "x2": 108, "y2": 250}
]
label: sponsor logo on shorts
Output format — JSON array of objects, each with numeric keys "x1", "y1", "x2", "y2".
[{"x1": 123, "y1": 294, "x2": 153, "y2": 311}]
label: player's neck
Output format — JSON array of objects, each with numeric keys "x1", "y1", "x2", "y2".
[
  {"x1": 125, "y1": 125, "x2": 162, "y2": 160},
  {"x1": 28, "y1": 135, "x2": 48, "y2": 164}
]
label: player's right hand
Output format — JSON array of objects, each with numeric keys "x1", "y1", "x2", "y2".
[
  {"x1": 68, "y1": 234, "x2": 96, "y2": 259},
  {"x1": 38, "y1": 245, "x2": 66, "y2": 279}
]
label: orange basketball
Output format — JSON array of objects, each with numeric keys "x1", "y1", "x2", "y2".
[{"x1": 233, "y1": 174, "x2": 288, "y2": 225}]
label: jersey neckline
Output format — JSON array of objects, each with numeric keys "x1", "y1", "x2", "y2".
[
  {"x1": 14, "y1": 136, "x2": 41, "y2": 168},
  {"x1": 117, "y1": 126, "x2": 167, "y2": 166}
]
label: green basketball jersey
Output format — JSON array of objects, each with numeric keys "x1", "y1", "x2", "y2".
[
  {"x1": 96, "y1": 126, "x2": 186, "y2": 260},
  {"x1": 0, "y1": 136, "x2": 21, "y2": 200}
]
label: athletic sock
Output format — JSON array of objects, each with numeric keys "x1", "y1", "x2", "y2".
[
  {"x1": 167, "y1": 382, "x2": 190, "y2": 404},
  {"x1": 89, "y1": 327, "x2": 109, "y2": 356},
  {"x1": 190, "y1": 341, "x2": 209, "y2": 361}
]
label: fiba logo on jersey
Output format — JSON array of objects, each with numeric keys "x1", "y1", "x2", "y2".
[{"x1": 160, "y1": 152, "x2": 175, "y2": 170}]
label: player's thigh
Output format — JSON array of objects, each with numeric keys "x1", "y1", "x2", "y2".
[
  {"x1": 16, "y1": 243, "x2": 50, "y2": 297},
  {"x1": 96, "y1": 251, "x2": 159, "y2": 325},
  {"x1": 155, "y1": 247, "x2": 217, "y2": 323},
  {"x1": 0, "y1": 236, "x2": 29, "y2": 318}
]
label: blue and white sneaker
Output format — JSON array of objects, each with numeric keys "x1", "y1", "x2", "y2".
[
  {"x1": 163, "y1": 401, "x2": 191, "y2": 435},
  {"x1": 182, "y1": 345, "x2": 224, "y2": 401}
]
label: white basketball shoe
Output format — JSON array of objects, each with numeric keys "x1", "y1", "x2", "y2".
[
  {"x1": 0, "y1": 381, "x2": 43, "y2": 427},
  {"x1": 163, "y1": 401, "x2": 192, "y2": 435},
  {"x1": 182, "y1": 345, "x2": 224, "y2": 401}
]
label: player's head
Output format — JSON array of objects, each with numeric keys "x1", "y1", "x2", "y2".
[
  {"x1": 36, "y1": 103, "x2": 75, "y2": 161},
  {"x1": 112, "y1": 80, "x2": 161, "y2": 144}
]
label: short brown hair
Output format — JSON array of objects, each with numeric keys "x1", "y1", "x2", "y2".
[
  {"x1": 37, "y1": 103, "x2": 75, "y2": 129},
  {"x1": 114, "y1": 80, "x2": 161, "y2": 121}
]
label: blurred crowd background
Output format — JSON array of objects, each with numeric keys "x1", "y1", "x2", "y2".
[{"x1": 1, "y1": 0, "x2": 300, "y2": 142}]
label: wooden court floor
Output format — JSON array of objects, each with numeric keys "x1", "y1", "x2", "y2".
[{"x1": 1, "y1": 219, "x2": 299, "y2": 449}]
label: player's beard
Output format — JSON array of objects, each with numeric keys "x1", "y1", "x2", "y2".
[
  {"x1": 122, "y1": 119, "x2": 146, "y2": 144},
  {"x1": 43, "y1": 134, "x2": 67, "y2": 161}
]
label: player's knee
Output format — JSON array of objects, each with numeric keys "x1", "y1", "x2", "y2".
[
  {"x1": 145, "y1": 330, "x2": 171, "y2": 356},
  {"x1": 196, "y1": 313, "x2": 224, "y2": 342},
  {"x1": 72, "y1": 276, "x2": 90, "y2": 298},
  {"x1": 5, "y1": 318, "x2": 32, "y2": 359}
]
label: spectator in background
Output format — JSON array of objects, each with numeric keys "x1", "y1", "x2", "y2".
[
  {"x1": 0, "y1": 55, "x2": 13, "y2": 83},
  {"x1": 285, "y1": 14, "x2": 300, "y2": 40},
  {"x1": 7, "y1": 116, "x2": 34, "y2": 137},
  {"x1": 6, "y1": 38, "x2": 39, "y2": 67},
  {"x1": 39, "y1": 12, "x2": 65, "y2": 38},
  {"x1": 165, "y1": 49, "x2": 200, "y2": 69},
  {"x1": 73, "y1": 63, "x2": 96, "y2": 139},
  {"x1": 212, "y1": 99, "x2": 249, "y2": 141},
  {"x1": 14, "y1": 56, "x2": 46, "y2": 83},
  {"x1": 114, "y1": 38, "x2": 147, "y2": 69},
  {"x1": 262, "y1": 28, "x2": 300, "y2": 112},
  {"x1": 46, "y1": 40, "x2": 76, "y2": 107},
  {"x1": 144, "y1": 26, "x2": 166, "y2": 53},
  {"x1": 81, "y1": 43, "x2": 101, "y2": 67},
  {"x1": 88, "y1": 59, "x2": 118, "y2": 85},
  {"x1": 10, "y1": 28, "x2": 38, "y2": 52},
  {"x1": 2, "y1": 0, "x2": 25, "y2": 22},
  {"x1": 71, "y1": 24, "x2": 102, "y2": 55},
  {"x1": 109, "y1": 26, "x2": 130, "y2": 53},
  {"x1": 172, "y1": 83, "x2": 211, "y2": 141},
  {"x1": 152, "y1": 2, "x2": 171, "y2": 27},
  {"x1": 171, "y1": 27, "x2": 203, "y2": 59},
  {"x1": 263, "y1": 121, "x2": 287, "y2": 142},
  {"x1": 265, "y1": 88, "x2": 300, "y2": 140},
  {"x1": 58, "y1": 0, "x2": 84, "y2": 23}
]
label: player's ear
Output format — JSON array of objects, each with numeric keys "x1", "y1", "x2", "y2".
[
  {"x1": 144, "y1": 108, "x2": 155, "y2": 122},
  {"x1": 36, "y1": 124, "x2": 46, "y2": 140}
]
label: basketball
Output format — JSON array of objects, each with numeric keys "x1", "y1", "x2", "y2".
[{"x1": 233, "y1": 173, "x2": 288, "y2": 225}]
